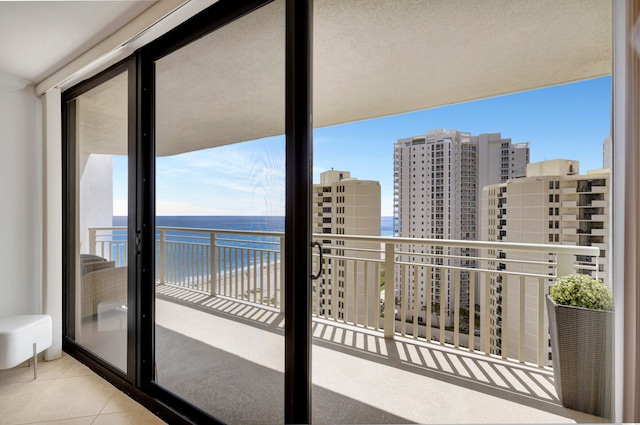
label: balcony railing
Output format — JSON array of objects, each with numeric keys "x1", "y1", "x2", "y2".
[
  {"x1": 88, "y1": 226, "x2": 285, "y2": 309},
  {"x1": 87, "y1": 226, "x2": 599, "y2": 368}
]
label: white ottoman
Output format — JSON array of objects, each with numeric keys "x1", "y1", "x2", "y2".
[{"x1": 0, "y1": 315, "x2": 52, "y2": 379}]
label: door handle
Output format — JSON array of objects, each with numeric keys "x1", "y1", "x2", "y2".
[
  {"x1": 135, "y1": 229, "x2": 142, "y2": 254},
  {"x1": 310, "y1": 241, "x2": 323, "y2": 280}
]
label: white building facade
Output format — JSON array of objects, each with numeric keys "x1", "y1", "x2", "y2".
[
  {"x1": 393, "y1": 129, "x2": 529, "y2": 326},
  {"x1": 481, "y1": 159, "x2": 610, "y2": 364},
  {"x1": 312, "y1": 170, "x2": 381, "y2": 326}
]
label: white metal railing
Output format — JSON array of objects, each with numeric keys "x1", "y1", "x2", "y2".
[
  {"x1": 312, "y1": 234, "x2": 598, "y2": 368},
  {"x1": 87, "y1": 226, "x2": 599, "y2": 367},
  {"x1": 88, "y1": 226, "x2": 128, "y2": 267},
  {"x1": 88, "y1": 226, "x2": 285, "y2": 311}
]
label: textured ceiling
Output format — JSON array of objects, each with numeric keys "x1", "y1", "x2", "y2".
[
  {"x1": 76, "y1": 0, "x2": 611, "y2": 157},
  {"x1": 78, "y1": 73, "x2": 128, "y2": 157},
  {"x1": 313, "y1": 0, "x2": 611, "y2": 126}
]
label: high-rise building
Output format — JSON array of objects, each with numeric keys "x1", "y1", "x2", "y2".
[
  {"x1": 393, "y1": 129, "x2": 529, "y2": 326},
  {"x1": 481, "y1": 159, "x2": 610, "y2": 364},
  {"x1": 312, "y1": 170, "x2": 381, "y2": 326}
]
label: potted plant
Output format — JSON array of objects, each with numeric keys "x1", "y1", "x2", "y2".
[{"x1": 546, "y1": 274, "x2": 613, "y2": 418}]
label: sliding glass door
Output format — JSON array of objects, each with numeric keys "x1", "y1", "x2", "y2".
[
  {"x1": 64, "y1": 62, "x2": 134, "y2": 375},
  {"x1": 63, "y1": 1, "x2": 313, "y2": 422},
  {"x1": 152, "y1": 1, "x2": 286, "y2": 422}
]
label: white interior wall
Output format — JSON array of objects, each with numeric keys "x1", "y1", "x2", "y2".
[
  {"x1": 78, "y1": 153, "x2": 114, "y2": 253},
  {"x1": 42, "y1": 87, "x2": 62, "y2": 360},
  {"x1": 0, "y1": 85, "x2": 42, "y2": 315}
]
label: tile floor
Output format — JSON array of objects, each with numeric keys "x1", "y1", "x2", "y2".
[{"x1": 0, "y1": 353, "x2": 166, "y2": 425}]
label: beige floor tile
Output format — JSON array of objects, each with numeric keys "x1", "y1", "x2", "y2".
[
  {"x1": 57, "y1": 359, "x2": 95, "y2": 378},
  {"x1": 0, "y1": 354, "x2": 165, "y2": 425},
  {"x1": 28, "y1": 416, "x2": 97, "y2": 425},
  {"x1": 0, "y1": 379, "x2": 56, "y2": 425},
  {"x1": 92, "y1": 410, "x2": 167, "y2": 425},
  {"x1": 0, "y1": 363, "x2": 35, "y2": 385},
  {"x1": 0, "y1": 354, "x2": 77, "y2": 385},
  {"x1": 0, "y1": 375, "x2": 116, "y2": 424},
  {"x1": 100, "y1": 392, "x2": 143, "y2": 414}
]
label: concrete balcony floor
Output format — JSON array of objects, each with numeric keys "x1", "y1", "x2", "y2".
[{"x1": 154, "y1": 285, "x2": 605, "y2": 424}]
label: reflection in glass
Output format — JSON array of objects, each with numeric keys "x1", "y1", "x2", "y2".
[
  {"x1": 153, "y1": 1, "x2": 285, "y2": 422},
  {"x1": 74, "y1": 71, "x2": 129, "y2": 372}
]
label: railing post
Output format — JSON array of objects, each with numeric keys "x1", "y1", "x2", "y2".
[
  {"x1": 210, "y1": 232, "x2": 217, "y2": 297},
  {"x1": 453, "y1": 269, "x2": 460, "y2": 348},
  {"x1": 481, "y1": 271, "x2": 491, "y2": 354},
  {"x1": 88, "y1": 228, "x2": 96, "y2": 255},
  {"x1": 384, "y1": 241, "x2": 395, "y2": 339},
  {"x1": 159, "y1": 229, "x2": 167, "y2": 285},
  {"x1": 280, "y1": 235, "x2": 285, "y2": 314},
  {"x1": 556, "y1": 252, "x2": 574, "y2": 279}
]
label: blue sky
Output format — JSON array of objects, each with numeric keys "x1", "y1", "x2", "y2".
[{"x1": 113, "y1": 76, "x2": 611, "y2": 217}]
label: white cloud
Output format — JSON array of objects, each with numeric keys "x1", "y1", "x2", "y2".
[
  {"x1": 113, "y1": 199, "x2": 128, "y2": 216},
  {"x1": 380, "y1": 194, "x2": 394, "y2": 217},
  {"x1": 155, "y1": 139, "x2": 286, "y2": 216}
]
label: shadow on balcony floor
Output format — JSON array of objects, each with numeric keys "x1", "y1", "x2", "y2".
[
  {"x1": 155, "y1": 284, "x2": 605, "y2": 424},
  {"x1": 156, "y1": 325, "x2": 413, "y2": 424}
]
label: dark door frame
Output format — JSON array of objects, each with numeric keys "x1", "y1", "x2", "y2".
[
  {"x1": 284, "y1": 0, "x2": 313, "y2": 422},
  {"x1": 61, "y1": 57, "x2": 137, "y2": 382},
  {"x1": 62, "y1": 0, "x2": 313, "y2": 423}
]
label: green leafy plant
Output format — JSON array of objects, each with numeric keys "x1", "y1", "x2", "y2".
[{"x1": 549, "y1": 274, "x2": 613, "y2": 311}]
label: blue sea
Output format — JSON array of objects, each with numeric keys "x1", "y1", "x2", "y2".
[
  {"x1": 113, "y1": 216, "x2": 394, "y2": 236},
  {"x1": 110, "y1": 216, "x2": 393, "y2": 274}
]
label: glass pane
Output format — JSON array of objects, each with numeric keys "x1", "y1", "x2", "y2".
[
  {"x1": 154, "y1": 1, "x2": 285, "y2": 422},
  {"x1": 312, "y1": 1, "x2": 612, "y2": 423},
  {"x1": 73, "y1": 71, "x2": 129, "y2": 372}
]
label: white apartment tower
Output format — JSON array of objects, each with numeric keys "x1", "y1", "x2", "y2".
[
  {"x1": 481, "y1": 159, "x2": 610, "y2": 364},
  {"x1": 312, "y1": 170, "x2": 381, "y2": 326},
  {"x1": 393, "y1": 129, "x2": 529, "y2": 326}
]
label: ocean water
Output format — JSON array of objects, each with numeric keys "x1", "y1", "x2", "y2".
[
  {"x1": 110, "y1": 216, "x2": 393, "y2": 275},
  {"x1": 113, "y1": 216, "x2": 394, "y2": 236}
]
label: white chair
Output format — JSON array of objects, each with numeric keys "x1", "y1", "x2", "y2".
[{"x1": 0, "y1": 315, "x2": 52, "y2": 379}]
